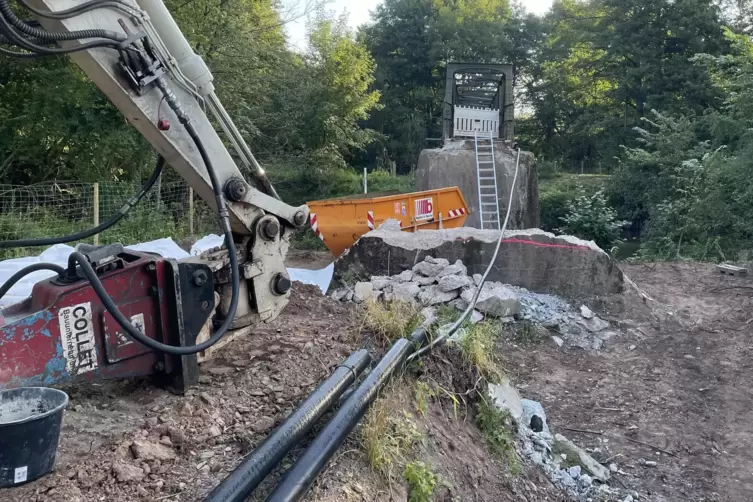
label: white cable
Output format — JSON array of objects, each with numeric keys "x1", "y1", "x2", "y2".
[{"x1": 408, "y1": 147, "x2": 522, "y2": 362}]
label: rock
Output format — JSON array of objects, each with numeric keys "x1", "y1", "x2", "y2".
[
  {"x1": 420, "y1": 307, "x2": 438, "y2": 328},
  {"x1": 412, "y1": 257, "x2": 449, "y2": 277},
  {"x1": 487, "y1": 378, "x2": 524, "y2": 423},
  {"x1": 199, "y1": 392, "x2": 214, "y2": 406},
  {"x1": 168, "y1": 426, "x2": 186, "y2": 447},
  {"x1": 159, "y1": 436, "x2": 172, "y2": 446},
  {"x1": 392, "y1": 282, "x2": 421, "y2": 303},
  {"x1": 331, "y1": 288, "x2": 349, "y2": 301},
  {"x1": 418, "y1": 285, "x2": 459, "y2": 306},
  {"x1": 598, "y1": 331, "x2": 618, "y2": 341},
  {"x1": 470, "y1": 310, "x2": 484, "y2": 324},
  {"x1": 552, "y1": 336, "x2": 564, "y2": 347},
  {"x1": 370, "y1": 277, "x2": 392, "y2": 290},
  {"x1": 130, "y1": 440, "x2": 176, "y2": 462},
  {"x1": 522, "y1": 399, "x2": 549, "y2": 434},
  {"x1": 629, "y1": 344, "x2": 637, "y2": 351},
  {"x1": 208, "y1": 425, "x2": 222, "y2": 438},
  {"x1": 415, "y1": 275, "x2": 436, "y2": 286},
  {"x1": 437, "y1": 274, "x2": 472, "y2": 292},
  {"x1": 253, "y1": 416, "x2": 276, "y2": 433},
  {"x1": 472, "y1": 274, "x2": 483, "y2": 286},
  {"x1": 199, "y1": 451, "x2": 215, "y2": 460},
  {"x1": 449, "y1": 298, "x2": 468, "y2": 311},
  {"x1": 568, "y1": 465, "x2": 582, "y2": 479},
  {"x1": 578, "y1": 316, "x2": 610, "y2": 332},
  {"x1": 353, "y1": 282, "x2": 375, "y2": 303},
  {"x1": 580, "y1": 305, "x2": 595, "y2": 319},
  {"x1": 396, "y1": 270, "x2": 414, "y2": 283},
  {"x1": 553, "y1": 434, "x2": 610, "y2": 482},
  {"x1": 437, "y1": 260, "x2": 467, "y2": 278},
  {"x1": 112, "y1": 462, "x2": 144, "y2": 483},
  {"x1": 345, "y1": 290, "x2": 354, "y2": 302},
  {"x1": 179, "y1": 401, "x2": 193, "y2": 417},
  {"x1": 461, "y1": 283, "x2": 522, "y2": 318},
  {"x1": 643, "y1": 460, "x2": 657, "y2": 467},
  {"x1": 609, "y1": 463, "x2": 618, "y2": 473},
  {"x1": 579, "y1": 473, "x2": 593, "y2": 490}
]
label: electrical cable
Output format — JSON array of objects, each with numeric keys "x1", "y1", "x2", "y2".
[
  {"x1": 63, "y1": 77, "x2": 240, "y2": 356},
  {"x1": 0, "y1": 263, "x2": 65, "y2": 301},
  {"x1": 0, "y1": 0, "x2": 125, "y2": 42},
  {"x1": 408, "y1": 147, "x2": 522, "y2": 362},
  {"x1": 0, "y1": 157, "x2": 165, "y2": 249}
]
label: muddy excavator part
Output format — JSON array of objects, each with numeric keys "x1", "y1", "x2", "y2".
[{"x1": 307, "y1": 187, "x2": 470, "y2": 257}]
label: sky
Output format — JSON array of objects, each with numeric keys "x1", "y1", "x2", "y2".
[{"x1": 283, "y1": 0, "x2": 554, "y2": 50}]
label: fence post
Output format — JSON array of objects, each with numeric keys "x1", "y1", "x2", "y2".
[
  {"x1": 188, "y1": 186, "x2": 194, "y2": 235},
  {"x1": 93, "y1": 183, "x2": 100, "y2": 245},
  {"x1": 363, "y1": 168, "x2": 368, "y2": 194}
]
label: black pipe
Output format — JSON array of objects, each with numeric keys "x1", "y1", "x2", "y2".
[
  {"x1": 203, "y1": 349, "x2": 372, "y2": 502},
  {"x1": 264, "y1": 332, "x2": 425, "y2": 502}
]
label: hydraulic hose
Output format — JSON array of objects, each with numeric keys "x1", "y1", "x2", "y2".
[
  {"x1": 0, "y1": 157, "x2": 165, "y2": 249},
  {"x1": 0, "y1": 263, "x2": 65, "y2": 301},
  {"x1": 204, "y1": 350, "x2": 372, "y2": 502},
  {"x1": 0, "y1": 13, "x2": 120, "y2": 54},
  {"x1": 16, "y1": 0, "x2": 138, "y2": 20},
  {"x1": 0, "y1": 0, "x2": 125, "y2": 42},
  {"x1": 264, "y1": 330, "x2": 427, "y2": 502},
  {"x1": 64, "y1": 76, "x2": 240, "y2": 356}
]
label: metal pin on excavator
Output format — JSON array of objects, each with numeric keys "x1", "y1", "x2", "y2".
[{"x1": 0, "y1": 0, "x2": 310, "y2": 392}]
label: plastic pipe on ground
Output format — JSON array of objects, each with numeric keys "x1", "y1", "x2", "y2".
[
  {"x1": 264, "y1": 335, "x2": 421, "y2": 502},
  {"x1": 203, "y1": 349, "x2": 371, "y2": 502}
]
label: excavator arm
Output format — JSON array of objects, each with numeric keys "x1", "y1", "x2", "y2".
[{"x1": 0, "y1": 0, "x2": 309, "y2": 391}]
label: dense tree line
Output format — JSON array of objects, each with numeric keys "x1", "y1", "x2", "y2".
[{"x1": 1, "y1": 0, "x2": 751, "y2": 259}]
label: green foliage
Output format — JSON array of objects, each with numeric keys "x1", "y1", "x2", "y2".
[
  {"x1": 476, "y1": 398, "x2": 520, "y2": 474},
  {"x1": 539, "y1": 174, "x2": 609, "y2": 233},
  {"x1": 403, "y1": 461, "x2": 437, "y2": 502},
  {"x1": 458, "y1": 322, "x2": 504, "y2": 384},
  {"x1": 558, "y1": 190, "x2": 626, "y2": 251}
]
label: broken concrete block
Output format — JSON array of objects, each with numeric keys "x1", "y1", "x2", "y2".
[
  {"x1": 413, "y1": 260, "x2": 446, "y2": 278},
  {"x1": 332, "y1": 228, "x2": 623, "y2": 298},
  {"x1": 461, "y1": 283, "x2": 522, "y2": 318},
  {"x1": 331, "y1": 288, "x2": 349, "y2": 301},
  {"x1": 425, "y1": 256, "x2": 450, "y2": 267},
  {"x1": 470, "y1": 310, "x2": 484, "y2": 324},
  {"x1": 578, "y1": 316, "x2": 610, "y2": 333},
  {"x1": 418, "y1": 285, "x2": 459, "y2": 306},
  {"x1": 437, "y1": 274, "x2": 472, "y2": 292},
  {"x1": 472, "y1": 273, "x2": 483, "y2": 286},
  {"x1": 353, "y1": 282, "x2": 375, "y2": 303},
  {"x1": 487, "y1": 378, "x2": 524, "y2": 423},
  {"x1": 521, "y1": 399, "x2": 550, "y2": 434},
  {"x1": 437, "y1": 259, "x2": 467, "y2": 278},
  {"x1": 130, "y1": 439, "x2": 176, "y2": 461},
  {"x1": 396, "y1": 270, "x2": 414, "y2": 283},
  {"x1": 371, "y1": 277, "x2": 392, "y2": 290},
  {"x1": 580, "y1": 305, "x2": 594, "y2": 319},
  {"x1": 392, "y1": 282, "x2": 421, "y2": 303},
  {"x1": 415, "y1": 275, "x2": 437, "y2": 286},
  {"x1": 553, "y1": 434, "x2": 611, "y2": 482}
]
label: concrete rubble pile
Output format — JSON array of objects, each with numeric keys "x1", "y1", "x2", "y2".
[
  {"x1": 331, "y1": 255, "x2": 617, "y2": 350},
  {"x1": 488, "y1": 382, "x2": 638, "y2": 502}
]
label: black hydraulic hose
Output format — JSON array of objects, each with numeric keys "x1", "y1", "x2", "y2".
[
  {"x1": 0, "y1": 157, "x2": 165, "y2": 249},
  {"x1": 63, "y1": 77, "x2": 241, "y2": 356},
  {"x1": 0, "y1": 13, "x2": 120, "y2": 54},
  {"x1": 16, "y1": 0, "x2": 137, "y2": 20},
  {"x1": 265, "y1": 331, "x2": 427, "y2": 502},
  {"x1": 0, "y1": 0, "x2": 125, "y2": 42},
  {"x1": 203, "y1": 350, "x2": 372, "y2": 502},
  {"x1": 0, "y1": 263, "x2": 65, "y2": 301}
]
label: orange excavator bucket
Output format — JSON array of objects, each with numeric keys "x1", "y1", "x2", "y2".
[{"x1": 307, "y1": 187, "x2": 470, "y2": 257}]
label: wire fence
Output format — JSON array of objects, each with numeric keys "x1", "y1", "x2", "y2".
[{"x1": 0, "y1": 179, "x2": 220, "y2": 259}]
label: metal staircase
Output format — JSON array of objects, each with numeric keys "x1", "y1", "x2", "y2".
[{"x1": 474, "y1": 131, "x2": 501, "y2": 230}]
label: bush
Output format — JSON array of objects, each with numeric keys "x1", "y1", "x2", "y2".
[{"x1": 558, "y1": 190, "x2": 626, "y2": 252}]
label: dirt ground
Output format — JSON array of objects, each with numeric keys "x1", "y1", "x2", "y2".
[
  {"x1": 501, "y1": 262, "x2": 753, "y2": 502},
  {"x1": 2, "y1": 259, "x2": 751, "y2": 502}
]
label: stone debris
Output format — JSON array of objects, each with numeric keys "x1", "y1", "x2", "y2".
[
  {"x1": 487, "y1": 379, "x2": 524, "y2": 423},
  {"x1": 111, "y1": 461, "x2": 145, "y2": 483},
  {"x1": 331, "y1": 256, "x2": 617, "y2": 351},
  {"x1": 130, "y1": 439, "x2": 176, "y2": 462}
]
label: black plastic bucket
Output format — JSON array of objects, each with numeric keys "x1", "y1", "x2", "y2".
[{"x1": 0, "y1": 387, "x2": 69, "y2": 487}]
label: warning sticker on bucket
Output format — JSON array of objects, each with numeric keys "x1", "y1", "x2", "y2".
[
  {"x1": 58, "y1": 302, "x2": 98, "y2": 375},
  {"x1": 14, "y1": 466, "x2": 27, "y2": 483},
  {"x1": 414, "y1": 197, "x2": 434, "y2": 221}
]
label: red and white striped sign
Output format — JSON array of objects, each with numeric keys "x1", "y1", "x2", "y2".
[
  {"x1": 414, "y1": 197, "x2": 434, "y2": 221},
  {"x1": 448, "y1": 208, "x2": 467, "y2": 218},
  {"x1": 367, "y1": 211, "x2": 376, "y2": 230},
  {"x1": 310, "y1": 213, "x2": 325, "y2": 242}
]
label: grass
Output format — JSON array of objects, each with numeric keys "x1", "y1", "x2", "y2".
[
  {"x1": 457, "y1": 321, "x2": 504, "y2": 384},
  {"x1": 512, "y1": 321, "x2": 546, "y2": 346},
  {"x1": 361, "y1": 387, "x2": 424, "y2": 482},
  {"x1": 360, "y1": 300, "x2": 424, "y2": 345},
  {"x1": 403, "y1": 461, "x2": 438, "y2": 502},
  {"x1": 476, "y1": 398, "x2": 521, "y2": 475}
]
